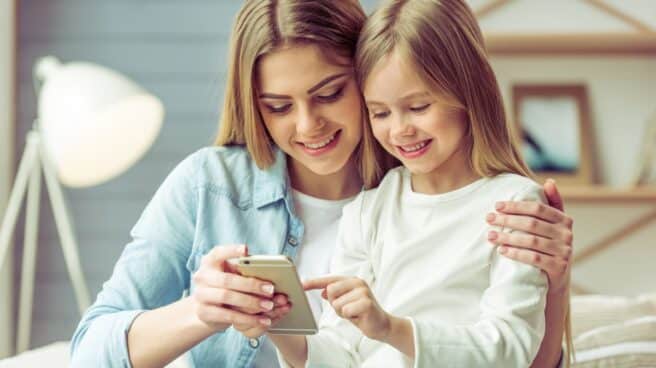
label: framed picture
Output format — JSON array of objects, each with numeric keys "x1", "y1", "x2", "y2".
[{"x1": 512, "y1": 84, "x2": 596, "y2": 185}]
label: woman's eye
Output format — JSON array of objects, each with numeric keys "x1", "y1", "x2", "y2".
[
  {"x1": 316, "y1": 87, "x2": 344, "y2": 102},
  {"x1": 409, "y1": 104, "x2": 430, "y2": 113},
  {"x1": 266, "y1": 104, "x2": 292, "y2": 114}
]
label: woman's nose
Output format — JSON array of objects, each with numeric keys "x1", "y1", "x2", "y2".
[{"x1": 296, "y1": 105, "x2": 324, "y2": 135}]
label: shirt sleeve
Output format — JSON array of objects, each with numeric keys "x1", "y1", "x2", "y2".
[
  {"x1": 410, "y1": 183, "x2": 549, "y2": 368},
  {"x1": 277, "y1": 193, "x2": 371, "y2": 368},
  {"x1": 70, "y1": 152, "x2": 200, "y2": 368}
]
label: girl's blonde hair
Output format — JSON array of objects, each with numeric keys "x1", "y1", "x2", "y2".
[
  {"x1": 355, "y1": 0, "x2": 573, "y2": 365},
  {"x1": 215, "y1": 0, "x2": 395, "y2": 188}
]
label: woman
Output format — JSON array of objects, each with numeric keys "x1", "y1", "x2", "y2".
[{"x1": 70, "y1": 1, "x2": 573, "y2": 367}]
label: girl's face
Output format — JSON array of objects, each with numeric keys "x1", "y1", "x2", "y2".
[
  {"x1": 257, "y1": 44, "x2": 363, "y2": 178},
  {"x1": 363, "y1": 51, "x2": 470, "y2": 179}
]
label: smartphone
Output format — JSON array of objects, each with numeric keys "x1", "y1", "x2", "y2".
[{"x1": 228, "y1": 255, "x2": 318, "y2": 335}]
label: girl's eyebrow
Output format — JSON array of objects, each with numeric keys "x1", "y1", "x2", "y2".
[
  {"x1": 366, "y1": 91, "x2": 430, "y2": 106},
  {"x1": 259, "y1": 73, "x2": 349, "y2": 100}
]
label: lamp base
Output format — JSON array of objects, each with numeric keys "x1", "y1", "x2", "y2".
[{"x1": 0, "y1": 129, "x2": 91, "y2": 353}]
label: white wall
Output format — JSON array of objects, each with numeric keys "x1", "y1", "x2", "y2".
[
  {"x1": 0, "y1": 0, "x2": 16, "y2": 358},
  {"x1": 478, "y1": 0, "x2": 656, "y2": 295}
]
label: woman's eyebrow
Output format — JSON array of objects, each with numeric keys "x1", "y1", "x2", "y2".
[
  {"x1": 307, "y1": 73, "x2": 349, "y2": 94},
  {"x1": 259, "y1": 72, "x2": 350, "y2": 100}
]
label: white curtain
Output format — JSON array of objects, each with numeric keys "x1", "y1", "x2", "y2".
[{"x1": 0, "y1": 0, "x2": 16, "y2": 358}]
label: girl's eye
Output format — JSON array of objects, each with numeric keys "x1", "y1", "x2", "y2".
[
  {"x1": 370, "y1": 111, "x2": 390, "y2": 120},
  {"x1": 409, "y1": 104, "x2": 430, "y2": 113},
  {"x1": 316, "y1": 87, "x2": 345, "y2": 102},
  {"x1": 266, "y1": 104, "x2": 292, "y2": 114}
]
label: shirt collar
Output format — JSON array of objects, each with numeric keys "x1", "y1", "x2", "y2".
[{"x1": 253, "y1": 148, "x2": 289, "y2": 209}]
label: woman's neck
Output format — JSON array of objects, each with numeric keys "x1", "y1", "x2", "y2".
[
  {"x1": 410, "y1": 146, "x2": 480, "y2": 195},
  {"x1": 287, "y1": 157, "x2": 362, "y2": 200}
]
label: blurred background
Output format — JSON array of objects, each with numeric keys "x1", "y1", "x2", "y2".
[{"x1": 1, "y1": 0, "x2": 655, "y2": 365}]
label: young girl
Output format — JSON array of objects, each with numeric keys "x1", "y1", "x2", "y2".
[
  {"x1": 70, "y1": 1, "x2": 572, "y2": 367},
  {"x1": 267, "y1": 0, "x2": 571, "y2": 367}
]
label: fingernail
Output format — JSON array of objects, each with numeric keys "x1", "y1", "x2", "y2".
[
  {"x1": 498, "y1": 246, "x2": 507, "y2": 254},
  {"x1": 488, "y1": 231, "x2": 498, "y2": 241},
  {"x1": 486, "y1": 213, "x2": 496, "y2": 222},
  {"x1": 261, "y1": 300, "x2": 274, "y2": 311},
  {"x1": 495, "y1": 202, "x2": 504, "y2": 210},
  {"x1": 259, "y1": 318, "x2": 271, "y2": 326},
  {"x1": 238, "y1": 244, "x2": 246, "y2": 254},
  {"x1": 262, "y1": 284, "x2": 274, "y2": 295}
]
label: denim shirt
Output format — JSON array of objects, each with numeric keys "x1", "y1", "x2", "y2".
[{"x1": 70, "y1": 146, "x2": 305, "y2": 368}]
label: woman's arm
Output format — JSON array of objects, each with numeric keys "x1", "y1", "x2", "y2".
[
  {"x1": 127, "y1": 245, "x2": 277, "y2": 368},
  {"x1": 486, "y1": 179, "x2": 573, "y2": 367}
]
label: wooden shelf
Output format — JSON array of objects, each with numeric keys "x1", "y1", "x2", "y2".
[
  {"x1": 484, "y1": 33, "x2": 656, "y2": 55},
  {"x1": 560, "y1": 186, "x2": 656, "y2": 202}
]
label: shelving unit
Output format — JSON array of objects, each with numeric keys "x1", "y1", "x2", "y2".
[
  {"x1": 560, "y1": 186, "x2": 656, "y2": 202},
  {"x1": 560, "y1": 185, "x2": 656, "y2": 294}
]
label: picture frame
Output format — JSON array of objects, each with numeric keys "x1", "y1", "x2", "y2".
[
  {"x1": 512, "y1": 84, "x2": 596, "y2": 185},
  {"x1": 630, "y1": 112, "x2": 656, "y2": 187}
]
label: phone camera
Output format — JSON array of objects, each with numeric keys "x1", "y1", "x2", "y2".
[{"x1": 244, "y1": 260, "x2": 250, "y2": 265}]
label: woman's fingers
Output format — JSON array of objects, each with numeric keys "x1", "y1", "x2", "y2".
[
  {"x1": 488, "y1": 230, "x2": 572, "y2": 260},
  {"x1": 486, "y1": 212, "x2": 571, "y2": 241},
  {"x1": 497, "y1": 246, "x2": 569, "y2": 282},
  {"x1": 196, "y1": 304, "x2": 271, "y2": 327},
  {"x1": 194, "y1": 286, "x2": 275, "y2": 312},
  {"x1": 494, "y1": 200, "x2": 572, "y2": 227},
  {"x1": 193, "y1": 268, "x2": 275, "y2": 298},
  {"x1": 543, "y1": 179, "x2": 565, "y2": 211}
]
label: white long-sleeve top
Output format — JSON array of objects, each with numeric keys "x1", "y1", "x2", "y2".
[{"x1": 299, "y1": 167, "x2": 548, "y2": 368}]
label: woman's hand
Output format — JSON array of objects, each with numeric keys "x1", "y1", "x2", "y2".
[
  {"x1": 233, "y1": 294, "x2": 292, "y2": 338},
  {"x1": 191, "y1": 244, "x2": 280, "y2": 331},
  {"x1": 303, "y1": 276, "x2": 391, "y2": 341},
  {"x1": 486, "y1": 179, "x2": 573, "y2": 294}
]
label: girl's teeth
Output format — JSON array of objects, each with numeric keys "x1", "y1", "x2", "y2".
[
  {"x1": 401, "y1": 141, "x2": 427, "y2": 152},
  {"x1": 304, "y1": 133, "x2": 336, "y2": 149}
]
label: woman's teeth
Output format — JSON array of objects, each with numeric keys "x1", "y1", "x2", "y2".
[
  {"x1": 303, "y1": 133, "x2": 336, "y2": 149},
  {"x1": 400, "y1": 141, "x2": 428, "y2": 152}
]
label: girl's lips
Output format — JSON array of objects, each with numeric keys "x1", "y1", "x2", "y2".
[
  {"x1": 396, "y1": 139, "x2": 432, "y2": 159},
  {"x1": 298, "y1": 130, "x2": 342, "y2": 156}
]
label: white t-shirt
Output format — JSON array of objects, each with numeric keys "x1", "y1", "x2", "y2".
[
  {"x1": 253, "y1": 190, "x2": 354, "y2": 368},
  {"x1": 300, "y1": 167, "x2": 549, "y2": 368}
]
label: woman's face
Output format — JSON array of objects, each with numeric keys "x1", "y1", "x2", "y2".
[
  {"x1": 363, "y1": 51, "x2": 470, "y2": 179},
  {"x1": 256, "y1": 44, "x2": 363, "y2": 177}
]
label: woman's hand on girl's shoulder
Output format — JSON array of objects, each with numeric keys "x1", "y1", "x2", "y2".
[
  {"x1": 485, "y1": 179, "x2": 573, "y2": 294},
  {"x1": 191, "y1": 244, "x2": 283, "y2": 332}
]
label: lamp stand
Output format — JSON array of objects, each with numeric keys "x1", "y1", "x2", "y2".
[{"x1": 0, "y1": 128, "x2": 91, "y2": 353}]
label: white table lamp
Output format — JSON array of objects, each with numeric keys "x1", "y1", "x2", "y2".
[{"x1": 0, "y1": 56, "x2": 164, "y2": 353}]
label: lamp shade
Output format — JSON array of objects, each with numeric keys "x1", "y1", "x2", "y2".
[{"x1": 35, "y1": 56, "x2": 164, "y2": 188}]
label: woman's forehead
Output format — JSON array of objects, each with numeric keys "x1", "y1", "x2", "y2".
[{"x1": 257, "y1": 45, "x2": 354, "y2": 94}]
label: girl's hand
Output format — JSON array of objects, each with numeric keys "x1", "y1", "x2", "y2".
[
  {"x1": 191, "y1": 244, "x2": 280, "y2": 331},
  {"x1": 486, "y1": 179, "x2": 573, "y2": 294},
  {"x1": 303, "y1": 276, "x2": 391, "y2": 341}
]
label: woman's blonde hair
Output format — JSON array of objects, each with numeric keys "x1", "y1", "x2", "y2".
[
  {"x1": 215, "y1": 0, "x2": 394, "y2": 188},
  {"x1": 356, "y1": 0, "x2": 573, "y2": 365}
]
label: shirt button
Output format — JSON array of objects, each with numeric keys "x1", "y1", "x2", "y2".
[
  {"x1": 249, "y1": 338, "x2": 259, "y2": 348},
  {"x1": 287, "y1": 236, "x2": 298, "y2": 246}
]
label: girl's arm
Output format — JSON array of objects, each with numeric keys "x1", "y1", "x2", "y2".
[
  {"x1": 486, "y1": 179, "x2": 573, "y2": 367},
  {"x1": 267, "y1": 334, "x2": 308, "y2": 368}
]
